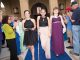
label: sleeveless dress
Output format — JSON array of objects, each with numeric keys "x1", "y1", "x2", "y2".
[
  {"x1": 51, "y1": 17, "x2": 64, "y2": 55},
  {"x1": 39, "y1": 17, "x2": 48, "y2": 27},
  {"x1": 39, "y1": 17, "x2": 51, "y2": 58},
  {"x1": 24, "y1": 20, "x2": 35, "y2": 46}
]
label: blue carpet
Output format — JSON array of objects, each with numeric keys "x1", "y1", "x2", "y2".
[
  {"x1": 25, "y1": 41, "x2": 38, "y2": 60},
  {"x1": 25, "y1": 37, "x2": 72, "y2": 60}
]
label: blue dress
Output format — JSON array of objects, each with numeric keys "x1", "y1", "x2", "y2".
[
  {"x1": 0, "y1": 22, "x2": 3, "y2": 43},
  {"x1": 10, "y1": 21, "x2": 21, "y2": 55},
  {"x1": 0, "y1": 22, "x2": 3, "y2": 53}
]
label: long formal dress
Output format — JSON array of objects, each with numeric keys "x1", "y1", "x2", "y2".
[
  {"x1": 0, "y1": 22, "x2": 3, "y2": 53},
  {"x1": 24, "y1": 20, "x2": 35, "y2": 46},
  {"x1": 16, "y1": 21, "x2": 26, "y2": 52},
  {"x1": 0, "y1": 22, "x2": 3, "y2": 42},
  {"x1": 10, "y1": 21, "x2": 21, "y2": 55},
  {"x1": 52, "y1": 17, "x2": 64, "y2": 55},
  {"x1": 39, "y1": 17, "x2": 51, "y2": 58}
]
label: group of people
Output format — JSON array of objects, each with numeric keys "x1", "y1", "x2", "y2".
[
  {"x1": 64, "y1": 1, "x2": 80, "y2": 56},
  {"x1": 0, "y1": 1, "x2": 80, "y2": 60}
]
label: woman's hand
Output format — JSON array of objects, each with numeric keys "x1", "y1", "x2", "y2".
[
  {"x1": 63, "y1": 27, "x2": 66, "y2": 34},
  {"x1": 38, "y1": 29, "x2": 40, "y2": 36},
  {"x1": 31, "y1": 28, "x2": 35, "y2": 31},
  {"x1": 24, "y1": 28, "x2": 28, "y2": 31}
]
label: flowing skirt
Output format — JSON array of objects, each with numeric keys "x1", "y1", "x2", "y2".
[
  {"x1": 52, "y1": 22, "x2": 64, "y2": 55},
  {"x1": 39, "y1": 27, "x2": 51, "y2": 58}
]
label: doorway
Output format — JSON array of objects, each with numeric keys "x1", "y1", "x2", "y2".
[{"x1": 31, "y1": 3, "x2": 48, "y2": 20}]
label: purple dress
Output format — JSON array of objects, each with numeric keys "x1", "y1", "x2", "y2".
[{"x1": 51, "y1": 17, "x2": 64, "y2": 55}]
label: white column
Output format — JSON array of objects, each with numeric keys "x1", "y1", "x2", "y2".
[
  {"x1": 19, "y1": 0, "x2": 29, "y2": 18},
  {"x1": 49, "y1": 0, "x2": 58, "y2": 15}
]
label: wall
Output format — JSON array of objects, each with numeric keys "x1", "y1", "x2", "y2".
[
  {"x1": 78, "y1": 0, "x2": 80, "y2": 6},
  {"x1": 1, "y1": 0, "x2": 73, "y2": 18},
  {"x1": 2, "y1": 0, "x2": 21, "y2": 17},
  {"x1": 29, "y1": 0, "x2": 49, "y2": 12},
  {"x1": 66, "y1": 0, "x2": 71, "y2": 7}
]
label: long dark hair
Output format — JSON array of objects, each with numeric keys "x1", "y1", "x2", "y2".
[{"x1": 2, "y1": 15, "x2": 9, "y2": 24}]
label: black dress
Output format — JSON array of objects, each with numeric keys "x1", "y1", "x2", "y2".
[{"x1": 24, "y1": 20, "x2": 35, "y2": 46}]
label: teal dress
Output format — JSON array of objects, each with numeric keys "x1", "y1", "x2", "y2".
[{"x1": 16, "y1": 21, "x2": 26, "y2": 52}]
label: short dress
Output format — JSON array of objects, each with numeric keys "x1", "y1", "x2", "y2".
[{"x1": 24, "y1": 20, "x2": 35, "y2": 46}]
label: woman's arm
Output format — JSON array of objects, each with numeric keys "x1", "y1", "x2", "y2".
[
  {"x1": 47, "y1": 17, "x2": 51, "y2": 37},
  {"x1": 22, "y1": 20, "x2": 27, "y2": 31},
  {"x1": 63, "y1": 15, "x2": 68, "y2": 24},
  {"x1": 2, "y1": 24, "x2": 14, "y2": 34},
  {"x1": 70, "y1": 16, "x2": 75, "y2": 22},
  {"x1": 13, "y1": 21, "x2": 18, "y2": 29},
  {"x1": 47, "y1": 17, "x2": 50, "y2": 29},
  {"x1": 31, "y1": 19, "x2": 36, "y2": 30},
  {"x1": 59, "y1": 15, "x2": 66, "y2": 33},
  {"x1": 49, "y1": 16, "x2": 53, "y2": 33},
  {"x1": 37, "y1": 16, "x2": 40, "y2": 35},
  {"x1": 37, "y1": 16, "x2": 40, "y2": 30}
]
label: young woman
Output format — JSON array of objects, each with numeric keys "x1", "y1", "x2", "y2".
[
  {"x1": 37, "y1": 9, "x2": 51, "y2": 59},
  {"x1": 9, "y1": 16, "x2": 22, "y2": 55},
  {"x1": 2, "y1": 16, "x2": 18, "y2": 60},
  {"x1": 0, "y1": 10, "x2": 3, "y2": 54},
  {"x1": 22, "y1": 10, "x2": 36, "y2": 60},
  {"x1": 50, "y1": 7, "x2": 66, "y2": 56},
  {"x1": 16, "y1": 18, "x2": 26, "y2": 52},
  {"x1": 63, "y1": 9, "x2": 73, "y2": 49}
]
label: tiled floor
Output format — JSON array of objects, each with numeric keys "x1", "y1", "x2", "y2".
[
  {"x1": 0, "y1": 48, "x2": 10, "y2": 60},
  {"x1": 64, "y1": 41, "x2": 79, "y2": 60},
  {"x1": 0, "y1": 41, "x2": 79, "y2": 60}
]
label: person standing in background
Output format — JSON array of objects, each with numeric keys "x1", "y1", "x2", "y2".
[
  {"x1": 2, "y1": 16, "x2": 18, "y2": 60},
  {"x1": 37, "y1": 9, "x2": 51, "y2": 59},
  {"x1": 9, "y1": 15, "x2": 15, "y2": 27},
  {"x1": 63, "y1": 7, "x2": 73, "y2": 49},
  {"x1": 70, "y1": 1, "x2": 80, "y2": 56},
  {"x1": 16, "y1": 18, "x2": 26, "y2": 53},
  {"x1": 50, "y1": 7, "x2": 66, "y2": 56},
  {"x1": 9, "y1": 16, "x2": 21, "y2": 55},
  {"x1": 0, "y1": 10, "x2": 3, "y2": 54}
]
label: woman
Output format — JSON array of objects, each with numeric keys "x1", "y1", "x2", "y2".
[
  {"x1": 22, "y1": 10, "x2": 36, "y2": 60},
  {"x1": 2, "y1": 16, "x2": 18, "y2": 60},
  {"x1": 9, "y1": 16, "x2": 21, "y2": 55},
  {"x1": 0, "y1": 10, "x2": 3, "y2": 54},
  {"x1": 37, "y1": 9, "x2": 51, "y2": 59},
  {"x1": 63, "y1": 9, "x2": 73, "y2": 49},
  {"x1": 16, "y1": 18, "x2": 26, "y2": 52},
  {"x1": 50, "y1": 7, "x2": 66, "y2": 56}
]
